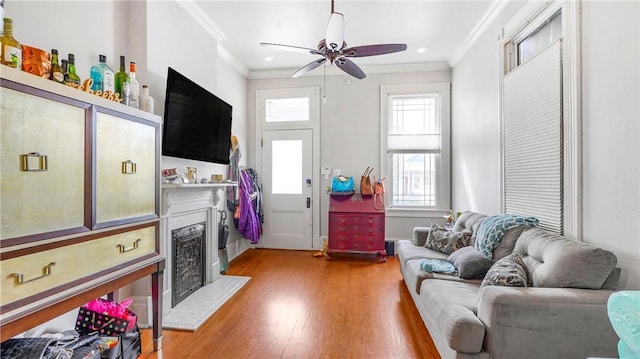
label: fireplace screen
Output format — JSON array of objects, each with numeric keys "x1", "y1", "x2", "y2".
[{"x1": 172, "y1": 222, "x2": 206, "y2": 307}]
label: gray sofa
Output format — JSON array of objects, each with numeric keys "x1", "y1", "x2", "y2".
[{"x1": 398, "y1": 211, "x2": 621, "y2": 359}]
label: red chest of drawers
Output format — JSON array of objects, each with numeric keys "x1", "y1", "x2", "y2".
[{"x1": 327, "y1": 193, "x2": 386, "y2": 262}]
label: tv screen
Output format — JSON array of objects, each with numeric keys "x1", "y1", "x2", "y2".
[{"x1": 162, "y1": 67, "x2": 232, "y2": 164}]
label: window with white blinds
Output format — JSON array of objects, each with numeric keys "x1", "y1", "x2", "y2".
[{"x1": 503, "y1": 40, "x2": 563, "y2": 234}]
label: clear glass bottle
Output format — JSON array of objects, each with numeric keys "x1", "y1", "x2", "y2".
[
  {"x1": 128, "y1": 61, "x2": 140, "y2": 109},
  {"x1": 89, "y1": 54, "x2": 114, "y2": 93},
  {"x1": 1, "y1": 17, "x2": 21, "y2": 69},
  {"x1": 140, "y1": 85, "x2": 154, "y2": 114},
  {"x1": 115, "y1": 55, "x2": 130, "y2": 105},
  {"x1": 50, "y1": 49, "x2": 65, "y2": 83}
]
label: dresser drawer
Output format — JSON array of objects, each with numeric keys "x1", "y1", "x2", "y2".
[
  {"x1": 329, "y1": 213, "x2": 384, "y2": 227},
  {"x1": 328, "y1": 237, "x2": 383, "y2": 251},
  {"x1": 95, "y1": 111, "x2": 157, "y2": 226},
  {"x1": 1, "y1": 87, "x2": 86, "y2": 241},
  {"x1": 0, "y1": 225, "x2": 156, "y2": 307}
]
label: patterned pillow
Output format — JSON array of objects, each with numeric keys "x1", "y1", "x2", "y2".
[
  {"x1": 480, "y1": 253, "x2": 529, "y2": 291},
  {"x1": 475, "y1": 214, "x2": 539, "y2": 258},
  {"x1": 425, "y1": 224, "x2": 472, "y2": 255}
]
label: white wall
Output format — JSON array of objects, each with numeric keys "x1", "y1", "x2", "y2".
[
  {"x1": 451, "y1": 1, "x2": 640, "y2": 290},
  {"x1": 581, "y1": 1, "x2": 640, "y2": 290},
  {"x1": 248, "y1": 68, "x2": 451, "y2": 241}
]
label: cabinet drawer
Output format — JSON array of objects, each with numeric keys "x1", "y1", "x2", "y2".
[
  {"x1": 328, "y1": 237, "x2": 383, "y2": 251},
  {"x1": 0, "y1": 87, "x2": 86, "y2": 240},
  {"x1": 329, "y1": 214, "x2": 383, "y2": 227},
  {"x1": 95, "y1": 111, "x2": 157, "y2": 225},
  {"x1": 0, "y1": 226, "x2": 156, "y2": 307}
]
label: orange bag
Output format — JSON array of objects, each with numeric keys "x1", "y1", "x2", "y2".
[{"x1": 360, "y1": 167, "x2": 374, "y2": 195}]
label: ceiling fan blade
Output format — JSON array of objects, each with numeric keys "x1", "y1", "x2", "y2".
[
  {"x1": 325, "y1": 12, "x2": 345, "y2": 52},
  {"x1": 343, "y1": 44, "x2": 408, "y2": 57},
  {"x1": 260, "y1": 42, "x2": 324, "y2": 56},
  {"x1": 335, "y1": 58, "x2": 366, "y2": 79},
  {"x1": 292, "y1": 58, "x2": 327, "y2": 78}
]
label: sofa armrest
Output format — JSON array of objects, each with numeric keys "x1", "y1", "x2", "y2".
[
  {"x1": 413, "y1": 226, "x2": 431, "y2": 246},
  {"x1": 477, "y1": 286, "x2": 618, "y2": 359}
]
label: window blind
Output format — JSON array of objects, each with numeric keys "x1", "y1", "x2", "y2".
[{"x1": 503, "y1": 40, "x2": 563, "y2": 234}]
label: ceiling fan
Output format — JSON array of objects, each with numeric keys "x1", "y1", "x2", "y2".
[{"x1": 260, "y1": 0, "x2": 407, "y2": 80}]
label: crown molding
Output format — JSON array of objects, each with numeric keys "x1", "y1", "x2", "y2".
[
  {"x1": 217, "y1": 45, "x2": 250, "y2": 77},
  {"x1": 248, "y1": 61, "x2": 450, "y2": 80},
  {"x1": 447, "y1": 0, "x2": 509, "y2": 67},
  {"x1": 175, "y1": 0, "x2": 225, "y2": 42}
]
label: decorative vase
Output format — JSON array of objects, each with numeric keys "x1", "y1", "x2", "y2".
[{"x1": 607, "y1": 291, "x2": 640, "y2": 359}]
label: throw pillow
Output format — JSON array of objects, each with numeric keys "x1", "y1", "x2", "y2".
[
  {"x1": 480, "y1": 253, "x2": 529, "y2": 291},
  {"x1": 447, "y1": 246, "x2": 494, "y2": 279},
  {"x1": 474, "y1": 214, "x2": 539, "y2": 258},
  {"x1": 425, "y1": 224, "x2": 472, "y2": 255}
]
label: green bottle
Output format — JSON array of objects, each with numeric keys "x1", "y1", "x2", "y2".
[
  {"x1": 49, "y1": 49, "x2": 65, "y2": 83},
  {"x1": 66, "y1": 53, "x2": 81, "y2": 86},
  {"x1": 114, "y1": 55, "x2": 130, "y2": 105}
]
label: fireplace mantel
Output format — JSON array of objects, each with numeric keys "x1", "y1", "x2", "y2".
[{"x1": 161, "y1": 182, "x2": 238, "y2": 216}]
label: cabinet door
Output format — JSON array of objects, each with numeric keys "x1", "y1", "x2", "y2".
[
  {"x1": 95, "y1": 110, "x2": 158, "y2": 227},
  {"x1": 0, "y1": 86, "x2": 87, "y2": 243}
]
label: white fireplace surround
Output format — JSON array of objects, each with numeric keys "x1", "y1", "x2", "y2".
[{"x1": 131, "y1": 183, "x2": 237, "y2": 326}]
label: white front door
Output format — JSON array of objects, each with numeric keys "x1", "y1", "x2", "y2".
[{"x1": 260, "y1": 129, "x2": 313, "y2": 249}]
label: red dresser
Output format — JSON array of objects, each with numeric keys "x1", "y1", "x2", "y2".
[{"x1": 327, "y1": 193, "x2": 386, "y2": 262}]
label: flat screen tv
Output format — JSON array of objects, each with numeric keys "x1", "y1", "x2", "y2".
[{"x1": 162, "y1": 67, "x2": 232, "y2": 164}]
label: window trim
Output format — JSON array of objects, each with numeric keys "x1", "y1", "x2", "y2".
[{"x1": 380, "y1": 83, "x2": 451, "y2": 212}]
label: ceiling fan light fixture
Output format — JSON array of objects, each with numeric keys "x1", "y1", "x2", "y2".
[{"x1": 325, "y1": 12, "x2": 345, "y2": 52}]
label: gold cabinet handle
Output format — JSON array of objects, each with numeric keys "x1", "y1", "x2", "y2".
[
  {"x1": 117, "y1": 239, "x2": 141, "y2": 253},
  {"x1": 121, "y1": 160, "x2": 137, "y2": 174},
  {"x1": 20, "y1": 152, "x2": 48, "y2": 171},
  {"x1": 10, "y1": 262, "x2": 57, "y2": 284}
]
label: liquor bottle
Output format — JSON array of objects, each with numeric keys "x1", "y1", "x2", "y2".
[
  {"x1": 89, "y1": 55, "x2": 114, "y2": 93},
  {"x1": 1, "y1": 17, "x2": 21, "y2": 69},
  {"x1": 66, "y1": 53, "x2": 81, "y2": 86},
  {"x1": 128, "y1": 61, "x2": 140, "y2": 109},
  {"x1": 140, "y1": 85, "x2": 154, "y2": 114},
  {"x1": 61, "y1": 59, "x2": 69, "y2": 83},
  {"x1": 49, "y1": 49, "x2": 65, "y2": 83},
  {"x1": 115, "y1": 55, "x2": 130, "y2": 105}
]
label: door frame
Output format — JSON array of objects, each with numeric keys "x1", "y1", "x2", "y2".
[{"x1": 255, "y1": 87, "x2": 321, "y2": 249}]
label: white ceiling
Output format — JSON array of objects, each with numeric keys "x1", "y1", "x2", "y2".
[{"x1": 189, "y1": 0, "x2": 500, "y2": 76}]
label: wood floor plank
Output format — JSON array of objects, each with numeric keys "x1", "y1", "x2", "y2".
[{"x1": 138, "y1": 249, "x2": 440, "y2": 359}]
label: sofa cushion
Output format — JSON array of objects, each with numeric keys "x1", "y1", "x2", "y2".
[
  {"x1": 424, "y1": 224, "x2": 472, "y2": 255},
  {"x1": 452, "y1": 211, "x2": 487, "y2": 244},
  {"x1": 514, "y1": 228, "x2": 618, "y2": 289},
  {"x1": 420, "y1": 280, "x2": 485, "y2": 353},
  {"x1": 405, "y1": 259, "x2": 482, "y2": 295},
  {"x1": 492, "y1": 226, "x2": 525, "y2": 261},
  {"x1": 475, "y1": 214, "x2": 539, "y2": 258},
  {"x1": 480, "y1": 253, "x2": 528, "y2": 291},
  {"x1": 448, "y1": 246, "x2": 494, "y2": 279}
]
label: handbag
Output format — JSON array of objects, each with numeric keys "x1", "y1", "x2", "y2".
[
  {"x1": 373, "y1": 176, "x2": 386, "y2": 210},
  {"x1": 75, "y1": 298, "x2": 137, "y2": 336},
  {"x1": 360, "y1": 167, "x2": 374, "y2": 195},
  {"x1": 331, "y1": 175, "x2": 355, "y2": 193}
]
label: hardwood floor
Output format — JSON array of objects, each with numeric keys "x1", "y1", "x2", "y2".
[{"x1": 139, "y1": 249, "x2": 440, "y2": 359}]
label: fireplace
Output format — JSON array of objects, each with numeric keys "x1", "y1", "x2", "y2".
[{"x1": 171, "y1": 222, "x2": 206, "y2": 307}]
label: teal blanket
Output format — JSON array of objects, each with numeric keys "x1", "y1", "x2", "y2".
[
  {"x1": 419, "y1": 259, "x2": 457, "y2": 275},
  {"x1": 475, "y1": 214, "x2": 539, "y2": 258}
]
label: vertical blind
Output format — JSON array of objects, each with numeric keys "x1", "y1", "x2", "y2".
[{"x1": 503, "y1": 40, "x2": 563, "y2": 234}]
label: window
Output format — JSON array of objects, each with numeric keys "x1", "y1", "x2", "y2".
[
  {"x1": 265, "y1": 98, "x2": 309, "y2": 123},
  {"x1": 380, "y1": 84, "x2": 451, "y2": 210},
  {"x1": 500, "y1": 1, "x2": 581, "y2": 238}
]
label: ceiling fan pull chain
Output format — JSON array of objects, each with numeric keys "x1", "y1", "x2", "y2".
[{"x1": 323, "y1": 62, "x2": 327, "y2": 104}]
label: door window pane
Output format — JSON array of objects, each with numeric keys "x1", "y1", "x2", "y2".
[
  {"x1": 272, "y1": 140, "x2": 302, "y2": 194},
  {"x1": 266, "y1": 98, "x2": 309, "y2": 122},
  {"x1": 391, "y1": 152, "x2": 437, "y2": 207}
]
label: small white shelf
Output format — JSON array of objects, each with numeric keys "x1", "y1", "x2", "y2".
[{"x1": 162, "y1": 182, "x2": 238, "y2": 189}]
